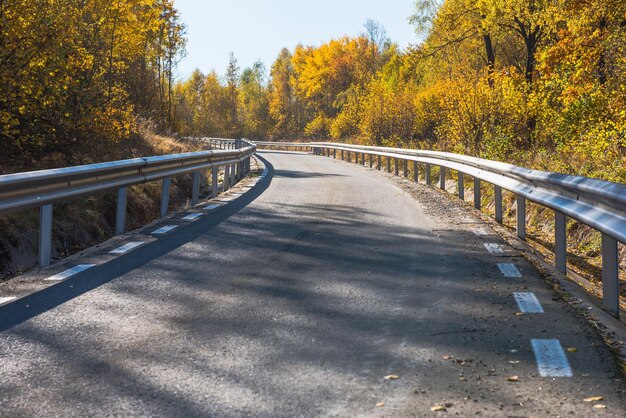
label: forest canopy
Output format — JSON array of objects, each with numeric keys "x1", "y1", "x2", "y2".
[
  {"x1": 1, "y1": 1, "x2": 624, "y2": 182},
  {"x1": 173, "y1": 0, "x2": 626, "y2": 180}
]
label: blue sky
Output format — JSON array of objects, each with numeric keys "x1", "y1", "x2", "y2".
[{"x1": 174, "y1": 0, "x2": 418, "y2": 79}]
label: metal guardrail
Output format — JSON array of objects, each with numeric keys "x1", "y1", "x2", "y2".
[
  {"x1": 0, "y1": 138, "x2": 256, "y2": 268},
  {"x1": 259, "y1": 141, "x2": 625, "y2": 317}
]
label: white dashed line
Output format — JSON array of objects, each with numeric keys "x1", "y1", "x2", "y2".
[
  {"x1": 110, "y1": 242, "x2": 144, "y2": 254},
  {"x1": 152, "y1": 225, "x2": 178, "y2": 235},
  {"x1": 182, "y1": 213, "x2": 203, "y2": 221},
  {"x1": 204, "y1": 203, "x2": 222, "y2": 210},
  {"x1": 484, "y1": 243, "x2": 504, "y2": 254},
  {"x1": 513, "y1": 292, "x2": 544, "y2": 313},
  {"x1": 531, "y1": 339, "x2": 573, "y2": 377},
  {"x1": 45, "y1": 264, "x2": 96, "y2": 281},
  {"x1": 219, "y1": 196, "x2": 236, "y2": 202},
  {"x1": 497, "y1": 263, "x2": 522, "y2": 278},
  {"x1": 472, "y1": 228, "x2": 489, "y2": 236},
  {"x1": 0, "y1": 296, "x2": 17, "y2": 304}
]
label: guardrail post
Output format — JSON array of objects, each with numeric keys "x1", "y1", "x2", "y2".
[
  {"x1": 355, "y1": 152, "x2": 359, "y2": 164},
  {"x1": 601, "y1": 234, "x2": 619, "y2": 317},
  {"x1": 369, "y1": 154, "x2": 373, "y2": 168},
  {"x1": 394, "y1": 158, "x2": 399, "y2": 176},
  {"x1": 474, "y1": 178, "x2": 481, "y2": 209},
  {"x1": 230, "y1": 163, "x2": 236, "y2": 186},
  {"x1": 439, "y1": 166, "x2": 446, "y2": 190},
  {"x1": 458, "y1": 172, "x2": 464, "y2": 200},
  {"x1": 39, "y1": 204, "x2": 53, "y2": 267},
  {"x1": 377, "y1": 155, "x2": 381, "y2": 170},
  {"x1": 212, "y1": 168, "x2": 218, "y2": 197},
  {"x1": 160, "y1": 177, "x2": 171, "y2": 218},
  {"x1": 224, "y1": 165, "x2": 230, "y2": 190},
  {"x1": 361, "y1": 153, "x2": 365, "y2": 166},
  {"x1": 495, "y1": 186, "x2": 503, "y2": 223},
  {"x1": 555, "y1": 211, "x2": 567, "y2": 274},
  {"x1": 403, "y1": 160, "x2": 408, "y2": 177},
  {"x1": 425, "y1": 164, "x2": 431, "y2": 185},
  {"x1": 516, "y1": 195, "x2": 526, "y2": 240},
  {"x1": 413, "y1": 161, "x2": 418, "y2": 182},
  {"x1": 333, "y1": 149, "x2": 336, "y2": 159},
  {"x1": 386, "y1": 157, "x2": 391, "y2": 173},
  {"x1": 192, "y1": 171, "x2": 200, "y2": 205},
  {"x1": 341, "y1": 150, "x2": 344, "y2": 160},
  {"x1": 116, "y1": 188, "x2": 127, "y2": 235}
]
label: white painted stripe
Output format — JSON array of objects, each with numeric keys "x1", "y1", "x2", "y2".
[
  {"x1": 152, "y1": 225, "x2": 178, "y2": 235},
  {"x1": 484, "y1": 243, "x2": 504, "y2": 254},
  {"x1": 45, "y1": 264, "x2": 96, "y2": 281},
  {"x1": 0, "y1": 296, "x2": 17, "y2": 304},
  {"x1": 110, "y1": 242, "x2": 144, "y2": 254},
  {"x1": 513, "y1": 292, "x2": 544, "y2": 313},
  {"x1": 219, "y1": 196, "x2": 236, "y2": 202},
  {"x1": 182, "y1": 213, "x2": 203, "y2": 221},
  {"x1": 204, "y1": 203, "x2": 222, "y2": 210},
  {"x1": 498, "y1": 263, "x2": 522, "y2": 278},
  {"x1": 472, "y1": 228, "x2": 489, "y2": 236},
  {"x1": 531, "y1": 339, "x2": 573, "y2": 377}
]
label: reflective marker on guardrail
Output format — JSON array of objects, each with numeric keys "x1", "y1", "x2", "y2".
[
  {"x1": 45, "y1": 264, "x2": 96, "y2": 281},
  {"x1": 531, "y1": 339, "x2": 573, "y2": 377}
]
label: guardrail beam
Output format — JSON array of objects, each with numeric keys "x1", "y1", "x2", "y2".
[{"x1": 39, "y1": 204, "x2": 53, "y2": 267}]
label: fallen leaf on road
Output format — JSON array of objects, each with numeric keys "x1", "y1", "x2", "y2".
[
  {"x1": 376, "y1": 402, "x2": 385, "y2": 407},
  {"x1": 566, "y1": 347, "x2": 577, "y2": 353},
  {"x1": 593, "y1": 404, "x2": 607, "y2": 409},
  {"x1": 384, "y1": 374, "x2": 399, "y2": 380},
  {"x1": 507, "y1": 375, "x2": 519, "y2": 382},
  {"x1": 508, "y1": 360, "x2": 520, "y2": 364},
  {"x1": 583, "y1": 396, "x2": 604, "y2": 402},
  {"x1": 431, "y1": 405, "x2": 446, "y2": 412},
  {"x1": 515, "y1": 312, "x2": 525, "y2": 316},
  {"x1": 443, "y1": 355, "x2": 453, "y2": 360}
]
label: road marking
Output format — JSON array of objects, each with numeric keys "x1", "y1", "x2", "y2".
[
  {"x1": 204, "y1": 203, "x2": 222, "y2": 210},
  {"x1": 513, "y1": 292, "x2": 544, "y2": 313},
  {"x1": 152, "y1": 225, "x2": 178, "y2": 235},
  {"x1": 484, "y1": 243, "x2": 504, "y2": 254},
  {"x1": 110, "y1": 242, "x2": 144, "y2": 254},
  {"x1": 182, "y1": 213, "x2": 203, "y2": 221},
  {"x1": 0, "y1": 296, "x2": 17, "y2": 304},
  {"x1": 472, "y1": 228, "x2": 489, "y2": 236},
  {"x1": 531, "y1": 339, "x2": 573, "y2": 377},
  {"x1": 219, "y1": 196, "x2": 236, "y2": 202},
  {"x1": 45, "y1": 264, "x2": 96, "y2": 281},
  {"x1": 498, "y1": 263, "x2": 522, "y2": 278}
]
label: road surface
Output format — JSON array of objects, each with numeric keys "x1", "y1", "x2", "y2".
[{"x1": 0, "y1": 150, "x2": 624, "y2": 416}]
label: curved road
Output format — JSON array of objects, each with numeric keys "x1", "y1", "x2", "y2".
[{"x1": 0, "y1": 150, "x2": 624, "y2": 416}]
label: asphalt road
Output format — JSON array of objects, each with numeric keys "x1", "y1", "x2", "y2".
[{"x1": 0, "y1": 150, "x2": 624, "y2": 416}]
